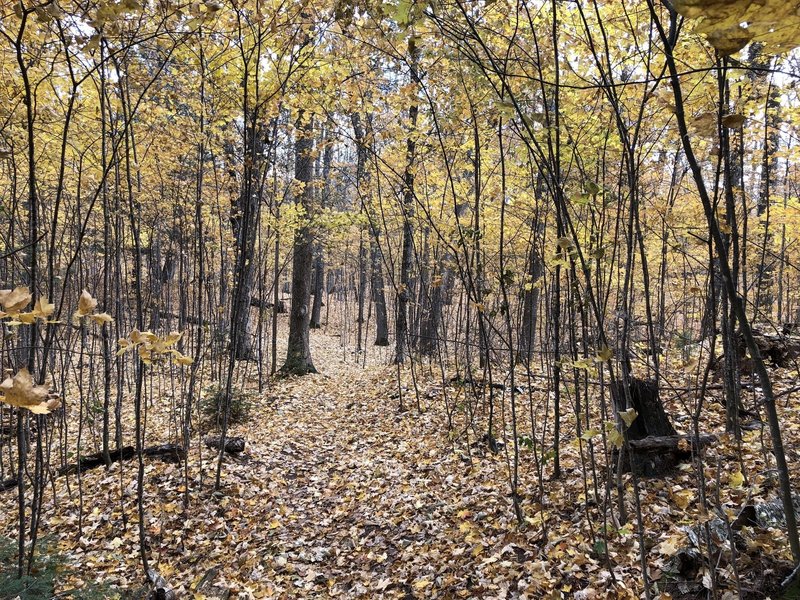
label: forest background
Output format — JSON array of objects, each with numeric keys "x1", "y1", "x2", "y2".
[{"x1": 1, "y1": 0, "x2": 800, "y2": 598}]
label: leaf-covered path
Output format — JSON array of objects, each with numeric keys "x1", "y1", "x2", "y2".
[
  {"x1": 223, "y1": 359, "x2": 533, "y2": 598},
  {"x1": 186, "y1": 339, "x2": 630, "y2": 599},
  {"x1": 0, "y1": 332, "x2": 628, "y2": 599}
]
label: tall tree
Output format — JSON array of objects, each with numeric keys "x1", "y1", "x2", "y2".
[
  {"x1": 282, "y1": 110, "x2": 317, "y2": 374},
  {"x1": 395, "y1": 36, "x2": 420, "y2": 364}
]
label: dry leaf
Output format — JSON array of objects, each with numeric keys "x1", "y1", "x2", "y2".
[
  {"x1": 0, "y1": 286, "x2": 32, "y2": 315},
  {"x1": 0, "y1": 368, "x2": 58, "y2": 413},
  {"x1": 91, "y1": 312, "x2": 114, "y2": 325},
  {"x1": 33, "y1": 297, "x2": 55, "y2": 319},
  {"x1": 77, "y1": 290, "x2": 98, "y2": 316}
]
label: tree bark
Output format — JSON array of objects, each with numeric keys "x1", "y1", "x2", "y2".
[
  {"x1": 282, "y1": 111, "x2": 317, "y2": 375},
  {"x1": 229, "y1": 116, "x2": 265, "y2": 360},
  {"x1": 311, "y1": 124, "x2": 332, "y2": 329},
  {"x1": 352, "y1": 112, "x2": 390, "y2": 346},
  {"x1": 395, "y1": 38, "x2": 420, "y2": 364}
]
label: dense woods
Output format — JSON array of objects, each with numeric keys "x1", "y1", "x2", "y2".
[{"x1": 1, "y1": 0, "x2": 800, "y2": 597}]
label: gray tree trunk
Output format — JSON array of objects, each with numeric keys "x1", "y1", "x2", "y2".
[
  {"x1": 352, "y1": 112, "x2": 390, "y2": 346},
  {"x1": 282, "y1": 111, "x2": 317, "y2": 374}
]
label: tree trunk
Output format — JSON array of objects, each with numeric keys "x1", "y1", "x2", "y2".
[
  {"x1": 418, "y1": 266, "x2": 445, "y2": 357},
  {"x1": 517, "y1": 242, "x2": 543, "y2": 364},
  {"x1": 230, "y1": 116, "x2": 265, "y2": 360},
  {"x1": 352, "y1": 112, "x2": 390, "y2": 347},
  {"x1": 395, "y1": 39, "x2": 420, "y2": 364},
  {"x1": 311, "y1": 125, "x2": 332, "y2": 329},
  {"x1": 371, "y1": 237, "x2": 390, "y2": 346},
  {"x1": 282, "y1": 111, "x2": 317, "y2": 375},
  {"x1": 310, "y1": 246, "x2": 324, "y2": 329}
]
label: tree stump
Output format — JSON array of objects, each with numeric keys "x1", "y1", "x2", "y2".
[
  {"x1": 612, "y1": 377, "x2": 709, "y2": 476},
  {"x1": 612, "y1": 377, "x2": 676, "y2": 439},
  {"x1": 626, "y1": 434, "x2": 716, "y2": 477}
]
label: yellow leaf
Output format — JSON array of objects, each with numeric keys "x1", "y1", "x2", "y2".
[
  {"x1": 138, "y1": 347, "x2": 153, "y2": 364},
  {"x1": 729, "y1": 471, "x2": 744, "y2": 488},
  {"x1": 130, "y1": 329, "x2": 155, "y2": 344},
  {"x1": 607, "y1": 427, "x2": 624, "y2": 449},
  {"x1": 413, "y1": 578, "x2": 432, "y2": 590},
  {"x1": 17, "y1": 312, "x2": 37, "y2": 324},
  {"x1": 77, "y1": 289, "x2": 98, "y2": 316},
  {"x1": 175, "y1": 353, "x2": 194, "y2": 366},
  {"x1": 659, "y1": 535, "x2": 683, "y2": 557},
  {"x1": 672, "y1": 489, "x2": 695, "y2": 510},
  {"x1": 163, "y1": 331, "x2": 182, "y2": 347},
  {"x1": 30, "y1": 396, "x2": 61, "y2": 414},
  {"x1": 33, "y1": 297, "x2": 55, "y2": 319},
  {"x1": 91, "y1": 312, "x2": 114, "y2": 325},
  {"x1": 580, "y1": 428, "x2": 600, "y2": 441},
  {"x1": 0, "y1": 286, "x2": 32, "y2": 314},
  {"x1": 0, "y1": 368, "x2": 57, "y2": 413},
  {"x1": 619, "y1": 408, "x2": 638, "y2": 429},
  {"x1": 595, "y1": 346, "x2": 613, "y2": 362}
]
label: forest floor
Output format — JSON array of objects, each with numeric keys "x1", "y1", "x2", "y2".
[{"x1": 1, "y1": 327, "x2": 799, "y2": 599}]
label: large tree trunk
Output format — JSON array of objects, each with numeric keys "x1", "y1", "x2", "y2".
[
  {"x1": 371, "y1": 237, "x2": 390, "y2": 346},
  {"x1": 395, "y1": 38, "x2": 420, "y2": 364},
  {"x1": 311, "y1": 125, "x2": 333, "y2": 329},
  {"x1": 282, "y1": 111, "x2": 317, "y2": 375},
  {"x1": 230, "y1": 116, "x2": 265, "y2": 360},
  {"x1": 418, "y1": 257, "x2": 445, "y2": 356}
]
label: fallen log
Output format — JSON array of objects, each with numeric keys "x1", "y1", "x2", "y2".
[
  {"x1": 250, "y1": 297, "x2": 286, "y2": 313},
  {"x1": 204, "y1": 435, "x2": 245, "y2": 454},
  {"x1": 58, "y1": 446, "x2": 135, "y2": 476},
  {"x1": 622, "y1": 434, "x2": 716, "y2": 477},
  {"x1": 0, "y1": 443, "x2": 185, "y2": 492},
  {"x1": 147, "y1": 568, "x2": 176, "y2": 600},
  {"x1": 143, "y1": 443, "x2": 186, "y2": 463},
  {"x1": 628, "y1": 434, "x2": 716, "y2": 452}
]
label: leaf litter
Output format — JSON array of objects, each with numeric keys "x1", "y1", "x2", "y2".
[{"x1": 0, "y1": 330, "x2": 798, "y2": 598}]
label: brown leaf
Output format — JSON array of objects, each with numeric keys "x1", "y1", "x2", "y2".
[
  {"x1": 77, "y1": 289, "x2": 98, "y2": 316},
  {"x1": 0, "y1": 286, "x2": 32, "y2": 314},
  {"x1": 0, "y1": 368, "x2": 57, "y2": 413}
]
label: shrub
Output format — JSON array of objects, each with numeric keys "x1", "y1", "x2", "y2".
[{"x1": 198, "y1": 383, "x2": 253, "y2": 429}]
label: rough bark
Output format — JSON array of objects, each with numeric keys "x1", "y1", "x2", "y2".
[
  {"x1": 517, "y1": 243, "x2": 543, "y2": 364},
  {"x1": 352, "y1": 112, "x2": 389, "y2": 346},
  {"x1": 418, "y1": 254, "x2": 446, "y2": 356},
  {"x1": 612, "y1": 376, "x2": 677, "y2": 441},
  {"x1": 204, "y1": 435, "x2": 246, "y2": 454},
  {"x1": 230, "y1": 117, "x2": 267, "y2": 360},
  {"x1": 311, "y1": 125, "x2": 332, "y2": 329},
  {"x1": 282, "y1": 111, "x2": 317, "y2": 375},
  {"x1": 395, "y1": 39, "x2": 420, "y2": 364}
]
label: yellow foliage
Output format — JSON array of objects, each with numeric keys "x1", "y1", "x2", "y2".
[{"x1": 0, "y1": 368, "x2": 61, "y2": 414}]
